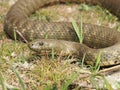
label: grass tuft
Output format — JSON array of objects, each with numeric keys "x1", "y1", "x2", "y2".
[
  {"x1": 61, "y1": 74, "x2": 77, "y2": 90},
  {"x1": 90, "y1": 52, "x2": 101, "y2": 72},
  {"x1": 72, "y1": 15, "x2": 83, "y2": 44}
]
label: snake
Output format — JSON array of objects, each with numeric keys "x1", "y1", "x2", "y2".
[{"x1": 4, "y1": 0, "x2": 120, "y2": 66}]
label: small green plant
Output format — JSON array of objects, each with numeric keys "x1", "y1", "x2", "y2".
[
  {"x1": 92, "y1": 52, "x2": 101, "y2": 72},
  {"x1": 72, "y1": 15, "x2": 83, "y2": 44},
  {"x1": 89, "y1": 52, "x2": 112, "y2": 90},
  {"x1": 90, "y1": 74, "x2": 113, "y2": 90},
  {"x1": 88, "y1": 52, "x2": 101, "y2": 73},
  {"x1": 61, "y1": 74, "x2": 77, "y2": 90},
  {"x1": 95, "y1": 52, "x2": 101, "y2": 68}
]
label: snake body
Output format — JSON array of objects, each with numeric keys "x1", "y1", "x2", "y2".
[{"x1": 4, "y1": 0, "x2": 120, "y2": 66}]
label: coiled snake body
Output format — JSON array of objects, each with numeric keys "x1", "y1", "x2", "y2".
[{"x1": 4, "y1": 0, "x2": 120, "y2": 66}]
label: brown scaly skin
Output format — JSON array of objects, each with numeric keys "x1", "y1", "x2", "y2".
[
  {"x1": 29, "y1": 39, "x2": 120, "y2": 67},
  {"x1": 4, "y1": 0, "x2": 120, "y2": 66}
]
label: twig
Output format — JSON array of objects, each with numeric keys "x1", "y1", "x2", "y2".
[{"x1": 99, "y1": 64, "x2": 120, "y2": 75}]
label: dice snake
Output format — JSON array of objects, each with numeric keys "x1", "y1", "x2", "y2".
[{"x1": 4, "y1": 0, "x2": 120, "y2": 66}]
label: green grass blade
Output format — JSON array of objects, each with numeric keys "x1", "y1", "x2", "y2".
[
  {"x1": 61, "y1": 74, "x2": 77, "y2": 90},
  {"x1": 12, "y1": 69, "x2": 26, "y2": 90},
  {"x1": 90, "y1": 52, "x2": 101, "y2": 72},
  {"x1": 0, "y1": 72, "x2": 5, "y2": 90},
  {"x1": 103, "y1": 77, "x2": 113, "y2": 90},
  {"x1": 51, "y1": 47, "x2": 55, "y2": 60},
  {"x1": 45, "y1": 33, "x2": 49, "y2": 39},
  {"x1": 13, "y1": 30, "x2": 17, "y2": 41},
  {"x1": 72, "y1": 17, "x2": 83, "y2": 44},
  {"x1": 80, "y1": 15, "x2": 83, "y2": 44},
  {"x1": 13, "y1": 30, "x2": 17, "y2": 47},
  {"x1": 94, "y1": 52, "x2": 101, "y2": 72},
  {"x1": 81, "y1": 53, "x2": 86, "y2": 68},
  {"x1": 72, "y1": 19, "x2": 81, "y2": 43}
]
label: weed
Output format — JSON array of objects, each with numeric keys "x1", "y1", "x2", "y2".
[
  {"x1": 72, "y1": 16, "x2": 83, "y2": 44},
  {"x1": 61, "y1": 73, "x2": 77, "y2": 90},
  {"x1": 90, "y1": 52, "x2": 101, "y2": 72}
]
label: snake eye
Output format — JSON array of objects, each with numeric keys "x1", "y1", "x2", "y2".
[{"x1": 39, "y1": 42, "x2": 44, "y2": 46}]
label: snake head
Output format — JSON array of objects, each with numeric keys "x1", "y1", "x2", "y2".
[
  {"x1": 28, "y1": 39, "x2": 86, "y2": 57},
  {"x1": 28, "y1": 39, "x2": 54, "y2": 52}
]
